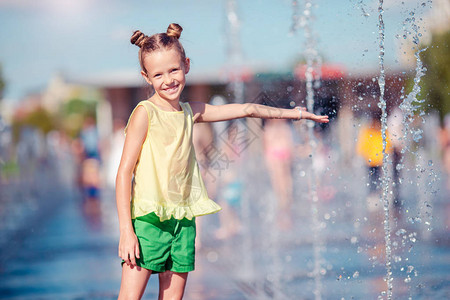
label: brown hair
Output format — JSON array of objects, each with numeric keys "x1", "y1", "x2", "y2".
[{"x1": 130, "y1": 23, "x2": 186, "y2": 75}]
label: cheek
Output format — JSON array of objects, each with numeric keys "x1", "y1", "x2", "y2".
[{"x1": 176, "y1": 73, "x2": 186, "y2": 83}]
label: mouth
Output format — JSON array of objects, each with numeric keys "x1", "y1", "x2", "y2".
[{"x1": 164, "y1": 85, "x2": 179, "y2": 94}]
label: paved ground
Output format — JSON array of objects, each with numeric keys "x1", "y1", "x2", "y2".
[{"x1": 0, "y1": 149, "x2": 449, "y2": 299}]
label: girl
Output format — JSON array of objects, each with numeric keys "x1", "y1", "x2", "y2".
[{"x1": 116, "y1": 23, "x2": 329, "y2": 300}]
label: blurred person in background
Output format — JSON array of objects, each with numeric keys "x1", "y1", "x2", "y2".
[
  {"x1": 387, "y1": 108, "x2": 404, "y2": 218},
  {"x1": 77, "y1": 115, "x2": 102, "y2": 225},
  {"x1": 356, "y1": 110, "x2": 392, "y2": 264},
  {"x1": 356, "y1": 110, "x2": 392, "y2": 206},
  {"x1": 337, "y1": 105, "x2": 357, "y2": 168},
  {"x1": 439, "y1": 114, "x2": 450, "y2": 230},
  {"x1": 214, "y1": 121, "x2": 243, "y2": 240},
  {"x1": 263, "y1": 118, "x2": 295, "y2": 230},
  {"x1": 440, "y1": 114, "x2": 450, "y2": 191}
]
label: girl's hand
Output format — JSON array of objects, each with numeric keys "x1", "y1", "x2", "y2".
[
  {"x1": 119, "y1": 230, "x2": 140, "y2": 267},
  {"x1": 296, "y1": 107, "x2": 329, "y2": 123}
]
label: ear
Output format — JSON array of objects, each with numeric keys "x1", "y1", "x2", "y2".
[
  {"x1": 141, "y1": 70, "x2": 152, "y2": 85},
  {"x1": 184, "y1": 57, "x2": 190, "y2": 75}
]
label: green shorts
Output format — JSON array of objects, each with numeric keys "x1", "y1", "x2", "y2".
[{"x1": 127, "y1": 212, "x2": 196, "y2": 273}]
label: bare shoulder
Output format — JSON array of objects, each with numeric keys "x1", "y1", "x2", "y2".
[{"x1": 127, "y1": 105, "x2": 149, "y2": 137}]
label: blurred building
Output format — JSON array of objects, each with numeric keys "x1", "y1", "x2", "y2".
[{"x1": 70, "y1": 63, "x2": 406, "y2": 130}]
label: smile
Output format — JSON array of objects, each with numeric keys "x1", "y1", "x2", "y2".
[{"x1": 164, "y1": 85, "x2": 179, "y2": 93}]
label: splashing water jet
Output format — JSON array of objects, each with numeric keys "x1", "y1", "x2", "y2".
[
  {"x1": 376, "y1": 1, "x2": 394, "y2": 298},
  {"x1": 295, "y1": 0, "x2": 324, "y2": 299}
]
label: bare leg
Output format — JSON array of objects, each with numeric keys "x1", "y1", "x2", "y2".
[
  {"x1": 158, "y1": 271, "x2": 189, "y2": 300},
  {"x1": 268, "y1": 160, "x2": 293, "y2": 229},
  {"x1": 118, "y1": 264, "x2": 152, "y2": 300}
]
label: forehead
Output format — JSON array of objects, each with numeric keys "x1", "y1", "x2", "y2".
[{"x1": 143, "y1": 48, "x2": 183, "y2": 71}]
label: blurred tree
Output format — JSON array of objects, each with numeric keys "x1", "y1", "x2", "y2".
[
  {"x1": 11, "y1": 107, "x2": 55, "y2": 143},
  {"x1": 418, "y1": 30, "x2": 450, "y2": 123},
  {"x1": 58, "y1": 98, "x2": 97, "y2": 138}
]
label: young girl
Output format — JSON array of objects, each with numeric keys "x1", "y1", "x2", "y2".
[{"x1": 116, "y1": 23, "x2": 329, "y2": 300}]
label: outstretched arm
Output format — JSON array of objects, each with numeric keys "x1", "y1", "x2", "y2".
[{"x1": 189, "y1": 102, "x2": 329, "y2": 123}]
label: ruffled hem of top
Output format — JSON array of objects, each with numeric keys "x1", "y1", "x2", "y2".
[{"x1": 132, "y1": 198, "x2": 222, "y2": 221}]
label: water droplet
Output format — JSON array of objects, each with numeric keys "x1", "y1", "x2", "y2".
[{"x1": 396, "y1": 229, "x2": 407, "y2": 236}]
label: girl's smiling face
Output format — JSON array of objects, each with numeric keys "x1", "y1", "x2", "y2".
[{"x1": 142, "y1": 48, "x2": 190, "y2": 104}]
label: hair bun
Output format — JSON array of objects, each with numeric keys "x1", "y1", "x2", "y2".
[
  {"x1": 130, "y1": 30, "x2": 147, "y2": 48},
  {"x1": 166, "y1": 23, "x2": 183, "y2": 39}
]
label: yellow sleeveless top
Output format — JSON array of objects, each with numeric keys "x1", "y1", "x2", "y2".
[{"x1": 126, "y1": 100, "x2": 221, "y2": 221}]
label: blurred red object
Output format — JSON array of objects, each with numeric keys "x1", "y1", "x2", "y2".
[{"x1": 295, "y1": 63, "x2": 346, "y2": 80}]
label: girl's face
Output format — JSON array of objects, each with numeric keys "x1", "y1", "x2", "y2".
[{"x1": 142, "y1": 48, "x2": 190, "y2": 103}]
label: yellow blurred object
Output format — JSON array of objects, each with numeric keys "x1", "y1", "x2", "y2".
[{"x1": 356, "y1": 125, "x2": 392, "y2": 167}]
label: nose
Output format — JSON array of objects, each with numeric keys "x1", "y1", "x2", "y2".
[{"x1": 163, "y1": 74, "x2": 174, "y2": 85}]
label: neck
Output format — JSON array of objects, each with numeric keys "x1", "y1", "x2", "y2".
[{"x1": 152, "y1": 96, "x2": 181, "y2": 111}]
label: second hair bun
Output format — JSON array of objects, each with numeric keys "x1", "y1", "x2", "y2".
[{"x1": 167, "y1": 23, "x2": 183, "y2": 39}]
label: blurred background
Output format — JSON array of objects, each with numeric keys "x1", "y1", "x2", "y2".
[{"x1": 0, "y1": 0, "x2": 449, "y2": 299}]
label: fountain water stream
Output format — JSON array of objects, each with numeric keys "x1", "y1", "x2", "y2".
[
  {"x1": 294, "y1": 1, "x2": 324, "y2": 299},
  {"x1": 377, "y1": 1, "x2": 434, "y2": 298},
  {"x1": 212, "y1": 1, "x2": 439, "y2": 298},
  {"x1": 376, "y1": 1, "x2": 394, "y2": 299}
]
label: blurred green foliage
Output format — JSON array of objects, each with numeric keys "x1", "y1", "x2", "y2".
[
  {"x1": 0, "y1": 160, "x2": 20, "y2": 181},
  {"x1": 11, "y1": 107, "x2": 55, "y2": 143},
  {"x1": 10, "y1": 98, "x2": 98, "y2": 143},
  {"x1": 59, "y1": 98, "x2": 97, "y2": 138},
  {"x1": 419, "y1": 30, "x2": 450, "y2": 124}
]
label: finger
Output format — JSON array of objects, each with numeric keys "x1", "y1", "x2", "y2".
[
  {"x1": 123, "y1": 257, "x2": 130, "y2": 266},
  {"x1": 122, "y1": 251, "x2": 131, "y2": 265},
  {"x1": 135, "y1": 244, "x2": 140, "y2": 259},
  {"x1": 130, "y1": 253, "x2": 137, "y2": 266}
]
